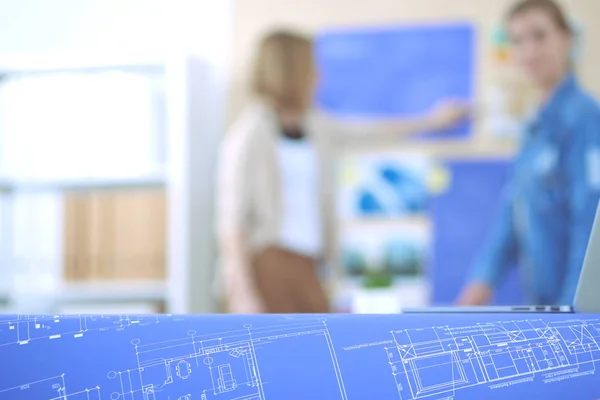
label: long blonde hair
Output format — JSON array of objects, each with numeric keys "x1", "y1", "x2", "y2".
[{"x1": 251, "y1": 30, "x2": 315, "y2": 112}]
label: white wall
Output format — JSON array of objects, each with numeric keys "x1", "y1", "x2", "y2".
[
  {"x1": 0, "y1": 0, "x2": 169, "y2": 55},
  {"x1": 0, "y1": 0, "x2": 231, "y2": 61}
]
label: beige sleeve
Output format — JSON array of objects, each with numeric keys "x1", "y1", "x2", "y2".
[
  {"x1": 215, "y1": 129, "x2": 265, "y2": 313},
  {"x1": 216, "y1": 131, "x2": 250, "y2": 238},
  {"x1": 319, "y1": 112, "x2": 436, "y2": 148}
]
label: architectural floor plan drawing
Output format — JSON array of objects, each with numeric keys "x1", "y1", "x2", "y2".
[
  {"x1": 0, "y1": 314, "x2": 163, "y2": 347},
  {"x1": 385, "y1": 319, "x2": 600, "y2": 399},
  {"x1": 1, "y1": 313, "x2": 599, "y2": 400},
  {"x1": 108, "y1": 320, "x2": 346, "y2": 400},
  {"x1": 0, "y1": 376, "x2": 102, "y2": 400}
]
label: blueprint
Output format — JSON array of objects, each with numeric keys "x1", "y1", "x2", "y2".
[
  {"x1": 315, "y1": 23, "x2": 474, "y2": 139},
  {"x1": 1, "y1": 313, "x2": 599, "y2": 399}
]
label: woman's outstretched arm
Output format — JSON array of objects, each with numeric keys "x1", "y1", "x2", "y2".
[{"x1": 322, "y1": 101, "x2": 471, "y2": 147}]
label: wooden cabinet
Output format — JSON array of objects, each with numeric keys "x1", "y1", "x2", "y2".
[{"x1": 64, "y1": 189, "x2": 166, "y2": 281}]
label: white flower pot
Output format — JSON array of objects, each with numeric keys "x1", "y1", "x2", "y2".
[{"x1": 352, "y1": 287, "x2": 400, "y2": 314}]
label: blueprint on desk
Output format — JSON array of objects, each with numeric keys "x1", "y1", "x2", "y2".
[
  {"x1": 1, "y1": 313, "x2": 599, "y2": 400},
  {"x1": 315, "y1": 23, "x2": 474, "y2": 139}
]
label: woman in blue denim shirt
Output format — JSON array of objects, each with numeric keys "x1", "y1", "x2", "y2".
[{"x1": 458, "y1": 0, "x2": 600, "y2": 306}]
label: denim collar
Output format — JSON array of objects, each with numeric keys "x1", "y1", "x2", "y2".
[
  {"x1": 525, "y1": 73, "x2": 578, "y2": 137},
  {"x1": 537, "y1": 73, "x2": 578, "y2": 122}
]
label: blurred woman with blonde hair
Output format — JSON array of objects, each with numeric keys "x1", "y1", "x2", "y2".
[{"x1": 217, "y1": 29, "x2": 468, "y2": 314}]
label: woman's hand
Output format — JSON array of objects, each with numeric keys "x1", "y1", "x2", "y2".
[
  {"x1": 456, "y1": 282, "x2": 493, "y2": 306},
  {"x1": 219, "y1": 233, "x2": 265, "y2": 314},
  {"x1": 429, "y1": 100, "x2": 471, "y2": 131},
  {"x1": 228, "y1": 284, "x2": 265, "y2": 314}
]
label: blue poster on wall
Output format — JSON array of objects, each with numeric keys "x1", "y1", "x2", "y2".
[
  {"x1": 315, "y1": 22, "x2": 475, "y2": 139},
  {"x1": 429, "y1": 158, "x2": 523, "y2": 305}
]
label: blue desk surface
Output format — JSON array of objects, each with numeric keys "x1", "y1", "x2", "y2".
[{"x1": 1, "y1": 313, "x2": 599, "y2": 399}]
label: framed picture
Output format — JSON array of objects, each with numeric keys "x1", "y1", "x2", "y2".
[{"x1": 338, "y1": 152, "x2": 434, "y2": 219}]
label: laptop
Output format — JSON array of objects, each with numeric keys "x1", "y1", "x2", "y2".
[
  {"x1": 572, "y1": 200, "x2": 600, "y2": 313},
  {"x1": 403, "y1": 201, "x2": 600, "y2": 314}
]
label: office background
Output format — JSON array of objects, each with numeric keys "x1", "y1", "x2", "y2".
[{"x1": 0, "y1": 0, "x2": 598, "y2": 314}]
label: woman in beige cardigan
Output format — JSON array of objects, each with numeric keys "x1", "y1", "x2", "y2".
[{"x1": 216, "y1": 30, "x2": 468, "y2": 314}]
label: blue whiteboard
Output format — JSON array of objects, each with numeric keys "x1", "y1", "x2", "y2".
[
  {"x1": 430, "y1": 159, "x2": 523, "y2": 305},
  {"x1": 1, "y1": 313, "x2": 599, "y2": 400},
  {"x1": 315, "y1": 23, "x2": 475, "y2": 138}
]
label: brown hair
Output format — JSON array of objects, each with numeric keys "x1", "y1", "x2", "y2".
[
  {"x1": 507, "y1": 0, "x2": 572, "y2": 33},
  {"x1": 251, "y1": 30, "x2": 315, "y2": 111}
]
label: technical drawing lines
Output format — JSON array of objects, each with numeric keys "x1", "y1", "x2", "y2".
[
  {"x1": 2, "y1": 314, "x2": 599, "y2": 400},
  {"x1": 55, "y1": 386, "x2": 102, "y2": 400},
  {"x1": 106, "y1": 320, "x2": 348, "y2": 400},
  {"x1": 386, "y1": 319, "x2": 600, "y2": 400},
  {"x1": 0, "y1": 314, "x2": 164, "y2": 347},
  {"x1": 0, "y1": 374, "x2": 101, "y2": 400}
]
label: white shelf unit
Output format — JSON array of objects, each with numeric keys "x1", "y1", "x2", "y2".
[
  {"x1": 340, "y1": 214, "x2": 431, "y2": 231},
  {"x1": 0, "y1": 53, "x2": 227, "y2": 314},
  {"x1": 53, "y1": 280, "x2": 168, "y2": 302},
  {"x1": 12, "y1": 280, "x2": 168, "y2": 314},
  {"x1": 0, "y1": 174, "x2": 166, "y2": 193}
]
